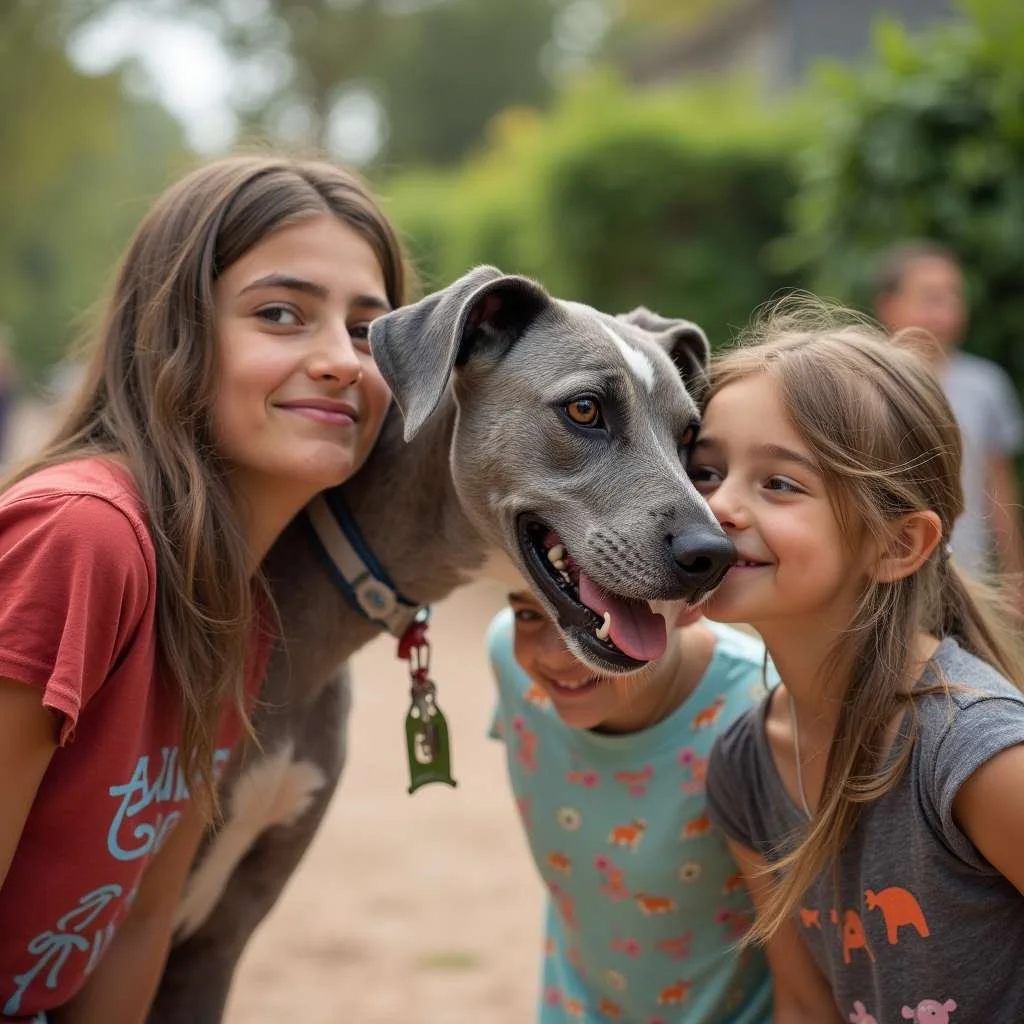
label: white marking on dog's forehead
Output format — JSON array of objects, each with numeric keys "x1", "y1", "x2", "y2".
[{"x1": 562, "y1": 300, "x2": 655, "y2": 392}]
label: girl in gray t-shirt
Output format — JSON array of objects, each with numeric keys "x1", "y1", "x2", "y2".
[{"x1": 686, "y1": 303, "x2": 1024, "y2": 1023}]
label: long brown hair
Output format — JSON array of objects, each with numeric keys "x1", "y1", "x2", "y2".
[
  {"x1": 8, "y1": 155, "x2": 409, "y2": 818},
  {"x1": 707, "y1": 299, "x2": 1024, "y2": 942}
]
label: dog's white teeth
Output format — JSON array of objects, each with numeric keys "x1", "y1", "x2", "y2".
[
  {"x1": 560, "y1": 571, "x2": 572, "y2": 584},
  {"x1": 547, "y1": 544, "x2": 566, "y2": 566},
  {"x1": 595, "y1": 611, "x2": 612, "y2": 642},
  {"x1": 553, "y1": 558, "x2": 567, "y2": 571}
]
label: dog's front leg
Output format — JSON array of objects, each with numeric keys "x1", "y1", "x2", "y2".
[{"x1": 147, "y1": 667, "x2": 352, "y2": 1024}]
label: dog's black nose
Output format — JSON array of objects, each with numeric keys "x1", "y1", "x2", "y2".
[{"x1": 669, "y1": 527, "x2": 736, "y2": 598}]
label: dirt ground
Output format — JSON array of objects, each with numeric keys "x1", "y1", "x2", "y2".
[
  {"x1": 224, "y1": 582, "x2": 543, "y2": 1024},
  {"x1": 7, "y1": 402, "x2": 544, "y2": 1024}
]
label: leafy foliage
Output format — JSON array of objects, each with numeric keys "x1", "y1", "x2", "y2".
[
  {"x1": 385, "y1": 74, "x2": 807, "y2": 348},
  {"x1": 776, "y1": 0, "x2": 1024, "y2": 380},
  {"x1": 0, "y1": 2, "x2": 190, "y2": 381}
]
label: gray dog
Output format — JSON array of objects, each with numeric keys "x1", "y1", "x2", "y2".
[{"x1": 149, "y1": 266, "x2": 734, "y2": 1022}]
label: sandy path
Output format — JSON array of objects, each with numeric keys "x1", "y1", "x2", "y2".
[{"x1": 223, "y1": 581, "x2": 542, "y2": 1024}]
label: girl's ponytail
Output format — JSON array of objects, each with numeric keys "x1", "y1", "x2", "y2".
[{"x1": 935, "y1": 554, "x2": 1024, "y2": 691}]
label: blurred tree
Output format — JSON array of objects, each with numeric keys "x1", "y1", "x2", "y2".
[
  {"x1": 616, "y1": 0, "x2": 739, "y2": 30},
  {"x1": 598, "y1": 0, "x2": 749, "y2": 62},
  {"x1": 217, "y1": 0, "x2": 389, "y2": 152},
  {"x1": 121, "y1": 0, "x2": 575, "y2": 167},
  {"x1": 775, "y1": 0, "x2": 1024, "y2": 386},
  {"x1": 0, "y1": 0, "x2": 189, "y2": 381},
  {"x1": 58, "y1": 0, "x2": 744, "y2": 168},
  {"x1": 385, "y1": 73, "x2": 809, "y2": 346},
  {"x1": 374, "y1": 0, "x2": 564, "y2": 168}
]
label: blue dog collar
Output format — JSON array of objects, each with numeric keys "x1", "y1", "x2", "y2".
[{"x1": 300, "y1": 490, "x2": 425, "y2": 638}]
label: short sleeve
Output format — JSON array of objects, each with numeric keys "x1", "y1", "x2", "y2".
[
  {"x1": 705, "y1": 707, "x2": 764, "y2": 850},
  {"x1": 926, "y1": 694, "x2": 1024, "y2": 867},
  {"x1": 0, "y1": 492, "x2": 150, "y2": 743},
  {"x1": 982, "y1": 363, "x2": 1024, "y2": 455},
  {"x1": 486, "y1": 608, "x2": 516, "y2": 743}
]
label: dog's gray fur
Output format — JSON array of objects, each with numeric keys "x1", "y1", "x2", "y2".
[{"x1": 149, "y1": 267, "x2": 732, "y2": 1022}]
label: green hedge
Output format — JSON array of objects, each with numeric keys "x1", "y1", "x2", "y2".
[
  {"x1": 381, "y1": 75, "x2": 808, "y2": 350},
  {"x1": 775, "y1": 0, "x2": 1024, "y2": 381}
]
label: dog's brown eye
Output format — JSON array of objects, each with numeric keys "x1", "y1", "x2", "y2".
[
  {"x1": 565, "y1": 397, "x2": 601, "y2": 427},
  {"x1": 680, "y1": 425, "x2": 697, "y2": 449}
]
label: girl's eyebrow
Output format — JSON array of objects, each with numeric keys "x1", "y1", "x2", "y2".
[
  {"x1": 751, "y1": 443, "x2": 819, "y2": 474},
  {"x1": 352, "y1": 294, "x2": 393, "y2": 314},
  {"x1": 238, "y1": 273, "x2": 392, "y2": 313},
  {"x1": 693, "y1": 436, "x2": 819, "y2": 474},
  {"x1": 240, "y1": 273, "x2": 327, "y2": 300}
]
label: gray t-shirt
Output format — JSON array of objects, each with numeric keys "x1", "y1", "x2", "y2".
[
  {"x1": 944, "y1": 351, "x2": 1024, "y2": 577},
  {"x1": 707, "y1": 638, "x2": 1024, "y2": 1023}
]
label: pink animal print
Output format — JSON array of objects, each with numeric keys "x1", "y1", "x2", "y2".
[
  {"x1": 677, "y1": 747, "x2": 708, "y2": 793},
  {"x1": 593, "y1": 855, "x2": 630, "y2": 901},
  {"x1": 715, "y1": 908, "x2": 753, "y2": 941},
  {"x1": 654, "y1": 932, "x2": 694, "y2": 960},
  {"x1": 849, "y1": 1000, "x2": 879, "y2": 1024},
  {"x1": 609, "y1": 934, "x2": 642, "y2": 958},
  {"x1": 512, "y1": 716, "x2": 538, "y2": 772},
  {"x1": 901, "y1": 999, "x2": 957, "y2": 1023},
  {"x1": 614, "y1": 764, "x2": 654, "y2": 797},
  {"x1": 565, "y1": 753, "x2": 600, "y2": 788},
  {"x1": 546, "y1": 881, "x2": 576, "y2": 930}
]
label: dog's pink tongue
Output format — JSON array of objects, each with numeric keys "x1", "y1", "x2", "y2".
[{"x1": 578, "y1": 572, "x2": 667, "y2": 662}]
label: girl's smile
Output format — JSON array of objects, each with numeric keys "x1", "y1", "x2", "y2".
[
  {"x1": 510, "y1": 591, "x2": 708, "y2": 732},
  {"x1": 274, "y1": 397, "x2": 360, "y2": 427},
  {"x1": 689, "y1": 373, "x2": 871, "y2": 639}
]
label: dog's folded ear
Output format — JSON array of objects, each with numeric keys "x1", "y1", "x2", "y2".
[
  {"x1": 371, "y1": 264, "x2": 550, "y2": 440},
  {"x1": 616, "y1": 307, "x2": 711, "y2": 396}
]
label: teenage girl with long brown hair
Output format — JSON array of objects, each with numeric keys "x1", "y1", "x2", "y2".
[
  {"x1": 693, "y1": 303, "x2": 1024, "y2": 1022},
  {"x1": 0, "y1": 155, "x2": 407, "y2": 1023}
]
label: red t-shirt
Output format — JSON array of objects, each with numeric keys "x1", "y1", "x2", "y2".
[{"x1": 0, "y1": 458, "x2": 271, "y2": 1019}]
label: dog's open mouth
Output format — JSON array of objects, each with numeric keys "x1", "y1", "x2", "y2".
[{"x1": 517, "y1": 514, "x2": 667, "y2": 671}]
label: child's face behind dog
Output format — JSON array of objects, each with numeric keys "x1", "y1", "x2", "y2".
[{"x1": 508, "y1": 590, "x2": 699, "y2": 732}]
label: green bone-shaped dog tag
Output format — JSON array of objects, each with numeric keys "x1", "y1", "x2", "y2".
[{"x1": 405, "y1": 689, "x2": 456, "y2": 794}]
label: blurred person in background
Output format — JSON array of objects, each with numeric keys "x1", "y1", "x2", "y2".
[{"x1": 874, "y1": 240, "x2": 1024, "y2": 604}]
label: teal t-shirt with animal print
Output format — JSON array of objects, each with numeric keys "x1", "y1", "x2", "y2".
[{"x1": 488, "y1": 612, "x2": 773, "y2": 1023}]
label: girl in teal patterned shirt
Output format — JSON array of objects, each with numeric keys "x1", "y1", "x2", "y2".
[{"x1": 488, "y1": 589, "x2": 773, "y2": 1023}]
